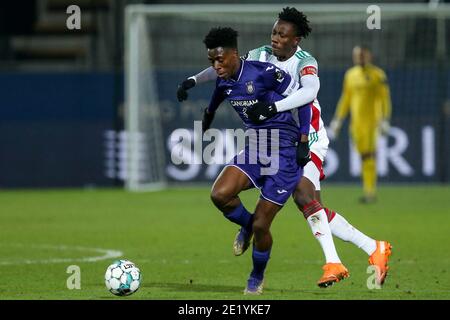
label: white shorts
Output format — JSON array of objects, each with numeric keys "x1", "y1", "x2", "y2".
[{"x1": 304, "y1": 129, "x2": 329, "y2": 191}]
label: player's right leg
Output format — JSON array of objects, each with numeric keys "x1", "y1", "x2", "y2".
[
  {"x1": 292, "y1": 167, "x2": 349, "y2": 288},
  {"x1": 211, "y1": 165, "x2": 254, "y2": 255},
  {"x1": 313, "y1": 180, "x2": 392, "y2": 286}
]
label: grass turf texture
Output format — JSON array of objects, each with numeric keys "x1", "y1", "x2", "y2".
[{"x1": 0, "y1": 185, "x2": 449, "y2": 300}]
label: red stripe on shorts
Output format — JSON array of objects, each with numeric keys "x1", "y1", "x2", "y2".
[{"x1": 310, "y1": 152, "x2": 326, "y2": 181}]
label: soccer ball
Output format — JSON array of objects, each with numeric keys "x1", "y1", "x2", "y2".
[{"x1": 104, "y1": 259, "x2": 141, "y2": 296}]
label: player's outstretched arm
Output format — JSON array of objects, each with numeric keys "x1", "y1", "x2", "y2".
[
  {"x1": 176, "y1": 67, "x2": 217, "y2": 102},
  {"x1": 273, "y1": 74, "x2": 320, "y2": 112},
  {"x1": 246, "y1": 71, "x2": 319, "y2": 123}
]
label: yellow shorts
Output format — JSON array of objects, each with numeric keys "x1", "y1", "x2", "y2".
[{"x1": 350, "y1": 125, "x2": 378, "y2": 155}]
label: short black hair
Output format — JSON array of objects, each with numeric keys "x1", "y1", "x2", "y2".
[
  {"x1": 278, "y1": 7, "x2": 312, "y2": 39},
  {"x1": 203, "y1": 27, "x2": 238, "y2": 50}
]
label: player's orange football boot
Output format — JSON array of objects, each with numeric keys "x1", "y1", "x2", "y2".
[
  {"x1": 317, "y1": 263, "x2": 349, "y2": 288},
  {"x1": 368, "y1": 240, "x2": 392, "y2": 286}
]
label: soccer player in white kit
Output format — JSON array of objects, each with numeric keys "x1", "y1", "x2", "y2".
[{"x1": 177, "y1": 7, "x2": 392, "y2": 287}]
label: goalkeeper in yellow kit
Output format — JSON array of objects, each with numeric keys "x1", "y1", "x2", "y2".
[{"x1": 329, "y1": 46, "x2": 392, "y2": 203}]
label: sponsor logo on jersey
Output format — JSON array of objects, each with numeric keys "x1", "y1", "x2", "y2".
[{"x1": 230, "y1": 99, "x2": 258, "y2": 107}]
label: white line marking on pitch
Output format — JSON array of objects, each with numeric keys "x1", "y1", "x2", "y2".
[{"x1": 0, "y1": 244, "x2": 123, "y2": 266}]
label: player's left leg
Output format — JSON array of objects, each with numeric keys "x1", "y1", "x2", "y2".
[
  {"x1": 245, "y1": 147, "x2": 300, "y2": 295},
  {"x1": 244, "y1": 198, "x2": 281, "y2": 295},
  {"x1": 315, "y1": 129, "x2": 391, "y2": 285},
  {"x1": 319, "y1": 195, "x2": 392, "y2": 286}
]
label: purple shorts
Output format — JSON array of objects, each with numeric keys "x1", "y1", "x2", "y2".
[{"x1": 226, "y1": 145, "x2": 301, "y2": 206}]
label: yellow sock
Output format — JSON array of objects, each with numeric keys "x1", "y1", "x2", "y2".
[{"x1": 362, "y1": 157, "x2": 376, "y2": 197}]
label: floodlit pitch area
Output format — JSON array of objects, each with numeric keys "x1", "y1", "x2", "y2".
[{"x1": 0, "y1": 185, "x2": 449, "y2": 300}]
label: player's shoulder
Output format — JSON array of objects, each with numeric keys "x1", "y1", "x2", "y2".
[
  {"x1": 294, "y1": 49, "x2": 314, "y2": 60},
  {"x1": 371, "y1": 64, "x2": 387, "y2": 78},
  {"x1": 246, "y1": 61, "x2": 286, "y2": 84},
  {"x1": 294, "y1": 48, "x2": 318, "y2": 71},
  {"x1": 246, "y1": 60, "x2": 277, "y2": 72},
  {"x1": 246, "y1": 45, "x2": 273, "y2": 61},
  {"x1": 248, "y1": 45, "x2": 272, "y2": 53}
]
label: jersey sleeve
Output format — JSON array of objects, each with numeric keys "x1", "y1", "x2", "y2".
[
  {"x1": 206, "y1": 82, "x2": 225, "y2": 114},
  {"x1": 295, "y1": 51, "x2": 319, "y2": 77},
  {"x1": 244, "y1": 45, "x2": 272, "y2": 62},
  {"x1": 262, "y1": 63, "x2": 299, "y2": 97},
  {"x1": 192, "y1": 67, "x2": 217, "y2": 84},
  {"x1": 298, "y1": 104, "x2": 312, "y2": 136}
]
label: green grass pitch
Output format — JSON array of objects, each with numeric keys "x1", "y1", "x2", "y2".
[{"x1": 0, "y1": 185, "x2": 449, "y2": 300}]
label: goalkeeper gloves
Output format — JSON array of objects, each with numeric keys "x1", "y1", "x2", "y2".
[
  {"x1": 202, "y1": 108, "x2": 215, "y2": 133},
  {"x1": 296, "y1": 141, "x2": 311, "y2": 168},
  {"x1": 379, "y1": 120, "x2": 390, "y2": 136},
  {"x1": 177, "y1": 78, "x2": 196, "y2": 102},
  {"x1": 247, "y1": 102, "x2": 277, "y2": 123}
]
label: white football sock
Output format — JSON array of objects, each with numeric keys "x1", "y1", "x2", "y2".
[
  {"x1": 307, "y1": 209, "x2": 341, "y2": 263},
  {"x1": 329, "y1": 212, "x2": 377, "y2": 256}
]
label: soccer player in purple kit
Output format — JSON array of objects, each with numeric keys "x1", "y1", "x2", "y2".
[
  {"x1": 178, "y1": 8, "x2": 392, "y2": 289},
  {"x1": 202, "y1": 27, "x2": 310, "y2": 295}
]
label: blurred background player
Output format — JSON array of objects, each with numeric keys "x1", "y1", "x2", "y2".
[
  {"x1": 202, "y1": 27, "x2": 311, "y2": 294},
  {"x1": 178, "y1": 8, "x2": 392, "y2": 287},
  {"x1": 329, "y1": 45, "x2": 392, "y2": 204}
]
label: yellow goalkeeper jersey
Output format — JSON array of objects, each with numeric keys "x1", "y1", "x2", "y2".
[{"x1": 335, "y1": 63, "x2": 392, "y2": 129}]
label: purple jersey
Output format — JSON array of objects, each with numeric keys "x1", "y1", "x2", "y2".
[{"x1": 207, "y1": 60, "x2": 310, "y2": 148}]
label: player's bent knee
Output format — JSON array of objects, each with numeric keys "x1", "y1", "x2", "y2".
[{"x1": 210, "y1": 187, "x2": 233, "y2": 209}]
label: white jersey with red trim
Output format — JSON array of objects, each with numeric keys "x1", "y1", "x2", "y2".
[{"x1": 245, "y1": 45, "x2": 329, "y2": 162}]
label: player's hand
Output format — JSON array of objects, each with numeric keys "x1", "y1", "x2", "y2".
[
  {"x1": 177, "y1": 78, "x2": 196, "y2": 102},
  {"x1": 296, "y1": 141, "x2": 311, "y2": 168},
  {"x1": 328, "y1": 118, "x2": 342, "y2": 141},
  {"x1": 202, "y1": 108, "x2": 215, "y2": 133},
  {"x1": 247, "y1": 102, "x2": 277, "y2": 123},
  {"x1": 380, "y1": 120, "x2": 390, "y2": 136}
]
